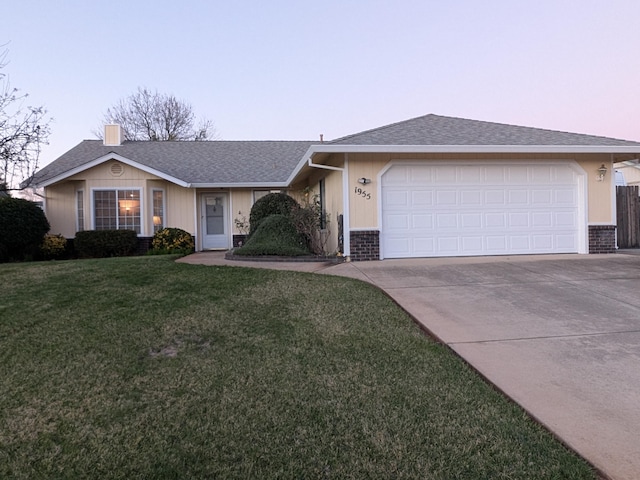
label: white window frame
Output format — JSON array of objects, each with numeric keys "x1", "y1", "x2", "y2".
[
  {"x1": 90, "y1": 187, "x2": 144, "y2": 235},
  {"x1": 152, "y1": 188, "x2": 166, "y2": 233},
  {"x1": 76, "y1": 189, "x2": 84, "y2": 233}
]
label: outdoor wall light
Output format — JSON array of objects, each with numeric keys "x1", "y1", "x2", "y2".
[
  {"x1": 597, "y1": 164, "x2": 608, "y2": 182},
  {"x1": 358, "y1": 177, "x2": 371, "y2": 185}
]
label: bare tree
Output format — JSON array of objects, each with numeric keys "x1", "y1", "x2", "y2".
[
  {"x1": 0, "y1": 49, "x2": 51, "y2": 192},
  {"x1": 97, "y1": 87, "x2": 218, "y2": 141}
]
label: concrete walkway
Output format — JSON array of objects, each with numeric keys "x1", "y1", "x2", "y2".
[{"x1": 178, "y1": 252, "x2": 640, "y2": 480}]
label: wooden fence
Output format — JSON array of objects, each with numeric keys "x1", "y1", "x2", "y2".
[{"x1": 616, "y1": 185, "x2": 640, "y2": 248}]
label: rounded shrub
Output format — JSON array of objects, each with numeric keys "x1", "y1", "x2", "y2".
[
  {"x1": 0, "y1": 197, "x2": 50, "y2": 262},
  {"x1": 234, "y1": 214, "x2": 309, "y2": 256},
  {"x1": 249, "y1": 193, "x2": 300, "y2": 236},
  {"x1": 40, "y1": 233, "x2": 68, "y2": 260},
  {"x1": 151, "y1": 227, "x2": 195, "y2": 255}
]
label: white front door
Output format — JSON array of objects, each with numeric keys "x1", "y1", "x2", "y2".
[{"x1": 201, "y1": 193, "x2": 230, "y2": 249}]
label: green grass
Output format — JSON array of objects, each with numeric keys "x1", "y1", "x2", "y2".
[{"x1": 0, "y1": 256, "x2": 596, "y2": 479}]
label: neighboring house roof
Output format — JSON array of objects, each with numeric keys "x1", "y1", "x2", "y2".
[
  {"x1": 330, "y1": 114, "x2": 640, "y2": 147},
  {"x1": 32, "y1": 140, "x2": 315, "y2": 187}
]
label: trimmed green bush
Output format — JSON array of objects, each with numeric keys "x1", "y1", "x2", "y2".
[
  {"x1": 234, "y1": 214, "x2": 309, "y2": 256},
  {"x1": 74, "y1": 230, "x2": 138, "y2": 258},
  {"x1": 150, "y1": 227, "x2": 195, "y2": 255},
  {"x1": 0, "y1": 197, "x2": 50, "y2": 262},
  {"x1": 249, "y1": 193, "x2": 300, "y2": 236}
]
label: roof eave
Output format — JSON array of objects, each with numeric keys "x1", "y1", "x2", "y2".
[
  {"x1": 313, "y1": 144, "x2": 640, "y2": 154},
  {"x1": 35, "y1": 153, "x2": 190, "y2": 188},
  {"x1": 190, "y1": 182, "x2": 290, "y2": 189}
]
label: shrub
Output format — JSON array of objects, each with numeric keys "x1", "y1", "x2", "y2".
[
  {"x1": 292, "y1": 191, "x2": 330, "y2": 255},
  {"x1": 40, "y1": 234, "x2": 68, "y2": 260},
  {"x1": 74, "y1": 230, "x2": 138, "y2": 258},
  {"x1": 151, "y1": 228, "x2": 195, "y2": 255},
  {"x1": 249, "y1": 193, "x2": 300, "y2": 237},
  {"x1": 0, "y1": 197, "x2": 50, "y2": 262},
  {"x1": 234, "y1": 214, "x2": 309, "y2": 256}
]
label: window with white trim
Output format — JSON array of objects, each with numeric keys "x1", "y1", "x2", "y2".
[
  {"x1": 152, "y1": 189, "x2": 164, "y2": 233},
  {"x1": 319, "y1": 178, "x2": 327, "y2": 230},
  {"x1": 94, "y1": 189, "x2": 141, "y2": 233},
  {"x1": 76, "y1": 190, "x2": 84, "y2": 232},
  {"x1": 253, "y1": 190, "x2": 271, "y2": 202}
]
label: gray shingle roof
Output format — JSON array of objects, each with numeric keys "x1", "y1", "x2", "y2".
[
  {"x1": 33, "y1": 114, "x2": 640, "y2": 187},
  {"x1": 330, "y1": 114, "x2": 640, "y2": 146},
  {"x1": 33, "y1": 140, "x2": 315, "y2": 186}
]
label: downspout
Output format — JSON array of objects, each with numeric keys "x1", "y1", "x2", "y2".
[
  {"x1": 307, "y1": 155, "x2": 350, "y2": 258},
  {"x1": 193, "y1": 189, "x2": 199, "y2": 251}
]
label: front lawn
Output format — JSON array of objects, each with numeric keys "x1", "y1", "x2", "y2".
[{"x1": 0, "y1": 256, "x2": 596, "y2": 479}]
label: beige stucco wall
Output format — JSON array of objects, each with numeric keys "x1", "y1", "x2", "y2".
[{"x1": 341, "y1": 152, "x2": 615, "y2": 229}]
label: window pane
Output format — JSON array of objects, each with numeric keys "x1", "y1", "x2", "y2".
[
  {"x1": 153, "y1": 190, "x2": 164, "y2": 233},
  {"x1": 118, "y1": 190, "x2": 141, "y2": 234},
  {"x1": 76, "y1": 191, "x2": 84, "y2": 232},
  {"x1": 94, "y1": 191, "x2": 117, "y2": 230}
]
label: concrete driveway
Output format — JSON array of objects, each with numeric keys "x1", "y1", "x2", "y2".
[
  {"x1": 326, "y1": 253, "x2": 640, "y2": 480},
  {"x1": 180, "y1": 252, "x2": 640, "y2": 479}
]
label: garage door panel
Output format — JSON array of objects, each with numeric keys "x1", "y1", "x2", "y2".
[
  {"x1": 412, "y1": 237, "x2": 435, "y2": 255},
  {"x1": 412, "y1": 214, "x2": 433, "y2": 229},
  {"x1": 508, "y1": 190, "x2": 529, "y2": 204},
  {"x1": 411, "y1": 190, "x2": 433, "y2": 205},
  {"x1": 384, "y1": 190, "x2": 409, "y2": 206},
  {"x1": 461, "y1": 190, "x2": 482, "y2": 205},
  {"x1": 555, "y1": 189, "x2": 576, "y2": 204},
  {"x1": 556, "y1": 212, "x2": 576, "y2": 227},
  {"x1": 436, "y1": 190, "x2": 457, "y2": 205},
  {"x1": 460, "y1": 166, "x2": 483, "y2": 183},
  {"x1": 485, "y1": 190, "x2": 506, "y2": 204},
  {"x1": 461, "y1": 236, "x2": 483, "y2": 252},
  {"x1": 532, "y1": 212, "x2": 553, "y2": 227},
  {"x1": 436, "y1": 214, "x2": 458, "y2": 228},
  {"x1": 386, "y1": 213, "x2": 410, "y2": 229},
  {"x1": 486, "y1": 213, "x2": 506, "y2": 227},
  {"x1": 532, "y1": 189, "x2": 553, "y2": 204},
  {"x1": 381, "y1": 163, "x2": 582, "y2": 258},
  {"x1": 506, "y1": 166, "x2": 529, "y2": 183},
  {"x1": 533, "y1": 235, "x2": 554, "y2": 250},
  {"x1": 461, "y1": 213, "x2": 482, "y2": 228},
  {"x1": 436, "y1": 167, "x2": 457, "y2": 183}
]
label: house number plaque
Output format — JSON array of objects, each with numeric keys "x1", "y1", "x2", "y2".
[{"x1": 354, "y1": 186, "x2": 371, "y2": 200}]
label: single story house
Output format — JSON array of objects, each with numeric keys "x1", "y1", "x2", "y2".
[{"x1": 32, "y1": 114, "x2": 640, "y2": 260}]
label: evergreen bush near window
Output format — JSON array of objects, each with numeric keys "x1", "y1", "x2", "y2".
[
  {"x1": 74, "y1": 230, "x2": 138, "y2": 258},
  {"x1": 0, "y1": 197, "x2": 50, "y2": 262}
]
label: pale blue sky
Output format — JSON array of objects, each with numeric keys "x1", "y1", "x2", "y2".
[{"x1": 4, "y1": 0, "x2": 640, "y2": 168}]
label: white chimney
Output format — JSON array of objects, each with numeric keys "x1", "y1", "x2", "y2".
[{"x1": 104, "y1": 124, "x2": 124, "y2": 146}]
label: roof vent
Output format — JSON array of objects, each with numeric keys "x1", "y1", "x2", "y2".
[{"x1": 110, "y1": 163, "x2": 124, "y2": 177}]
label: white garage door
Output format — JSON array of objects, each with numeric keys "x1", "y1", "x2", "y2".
[{"x1": 381, "y1": 163, "x2": 582, "y2": 258}]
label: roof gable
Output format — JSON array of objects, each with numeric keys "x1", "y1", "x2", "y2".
[{"x1": 330, "y1": 114, "x2": 640, "y2": 147}]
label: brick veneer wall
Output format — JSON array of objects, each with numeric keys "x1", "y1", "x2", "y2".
[
  {"x1": 350, "y1": 230, "x2": 380, "y2": 261},
  {"x1": 233, "y1": 234, "x2": 248, "y2": 248},
  {"x1": 136, "y1": 237, "x2": 154, "y2": 255},
  {"x1": 588, "y1": 225, "x2": 616, "y2": 253}
]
